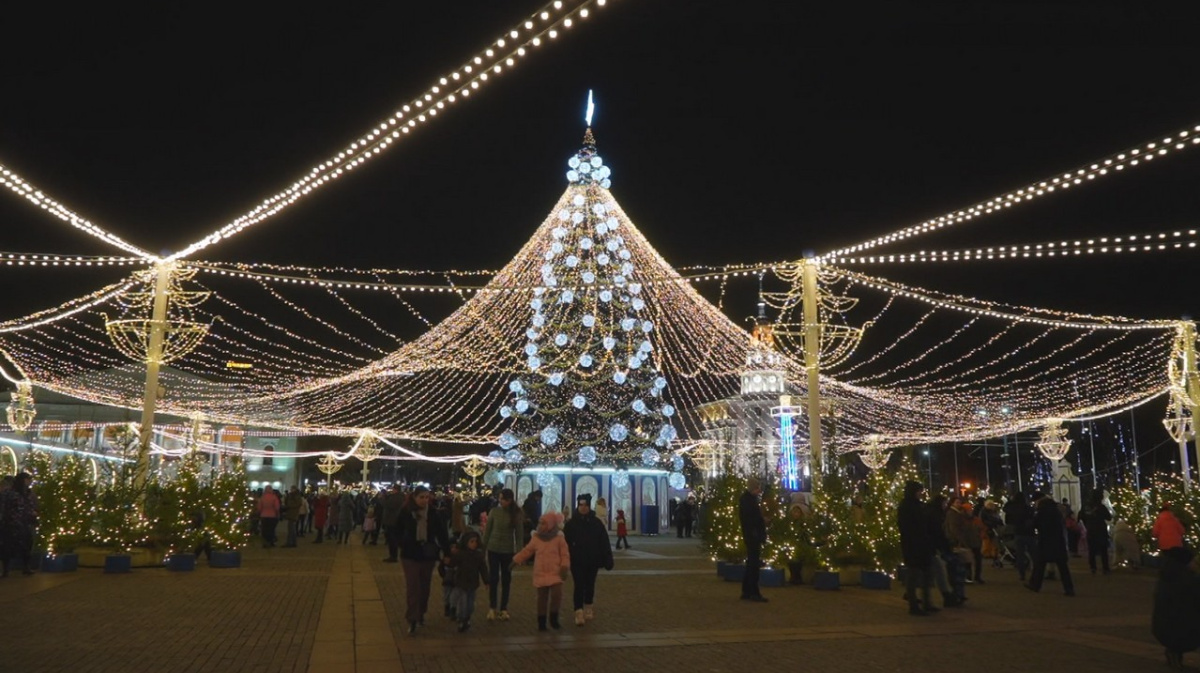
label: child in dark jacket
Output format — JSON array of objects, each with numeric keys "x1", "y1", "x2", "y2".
[
  {"x1": 438, "y1": 541, "x2": 459, "y2": 619},
  {"x1": 449, "y1": 531, "x2": 489, "y2": 632}
]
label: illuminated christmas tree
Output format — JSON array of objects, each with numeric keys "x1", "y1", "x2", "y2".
[
  {"x1": 204, "y1": 455, "x2": 253, "y2": 551},
  {"x1": 495, "y1": 121, "x2": 679, "y2": 476},
  {"x1": 27, "y1": 451, "x2": 95, "y2": 556}
]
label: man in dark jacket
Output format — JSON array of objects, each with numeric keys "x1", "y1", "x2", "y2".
[
  {"x1": 898, "y1": 480, "x2": 933, "y2": 615},
  {"x1": 1080, "y1": 490, "x2": 1113, "y2": 575},
  {"x1": 1004, "y1": 491, "x2": 1036, "y2": 581},
  {"x1": 283, "y1": 486, "x2": 303, "y2": 547},
  {"x1": 520, "y1": 490, "x2": 543, "y2": 556},
  {"x1": 563, "y1": 493, "x2": 614, "y2": 626},
  {"x1": 1027, "y1": 494, "x2": 1075, "y2": 596},
  {"x1": 381, "y1": 484, "x2": 405, "y2": 562},
  {"x1": 738, "y1": 477, "x2": 768, "y2": 602},
  {"x1": 1153, "y1": 546, "x2": 1200, "y2": 668}
]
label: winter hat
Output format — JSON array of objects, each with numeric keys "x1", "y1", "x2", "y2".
[
  {"x1": 576, "y1": 493, "x2": 593, "y2": 506},
  {"x1": 539, "y1": 511, "x2": 563, "y2": 528}
]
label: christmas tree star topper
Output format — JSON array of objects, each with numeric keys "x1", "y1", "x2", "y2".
[{"x1": 586, "y1": 90, "x2": 595, "y2": 127}]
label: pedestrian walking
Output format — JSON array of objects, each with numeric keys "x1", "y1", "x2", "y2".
[
  {"x1": 1080, "y1": 490, "x2": 1113, "y2": 574},
  {"x1": 512, "y1": 511, "x2": 570, "y2": 631},
  {"x1": 0, "y1": 473, "x2": 38, "y2": 576},
  {"x1": 312, "y1": 490, "x2": 330, "y2": 544},
  {"x1": 738, "y1": 477, "x2": 767, "y2": 602},
  {"x1": 481, "y1": 487, "x2": 524, "y2": 621},
  {"x1": 1026, "y1": 493, "x2": 1075, "y2": 596},
  {"x1": 563, "y1": 493, "x2": 614, "y2": 625},
  {"x1": 898, "y1": 480, "x2": 934, "y2": 616},
  {"x1": 283, "y1": 486, "x2": 302, "y2": 547},
  {"x1": 257, "y1": 486, "x2": 281, "y2": 548},
  {"x1": 1004, "y1": 491, "x2": 1037, "y2": 582},
  {"x1": 1153, "y1": 546, "x2": 1200, "y2": 669},
  {"x1": 399, "y1": 485, "x2": 451, "y2": 635},
  {"x1": 381, "y1": 483, "x2": 404, "y2": 562},
  {"x1": 615, "y1": 509, "x2": 630, "y2": 549},
  {"x1": 297, "y1": 491, "x2": 310, "y2": 537},
  {"x1": 1154, "y1": 502, "x2": 1187, "y2": 553},
  {"x1": 448, "y1": 531, "x2": 489, "y2": 633},
  {"x1": 337, "y1": 490, "x2": 355, "y2": 544},
  {"x1": 594, "y1": 497, "x2": 609, "y2": 530}
]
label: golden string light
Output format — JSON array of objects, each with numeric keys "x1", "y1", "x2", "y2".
[
  {"x1": 819, "y1": 121, "x2": 1200, "y2": 262},
  {"x1": 168, "y1": 0, "x2": 614, "y2": 262},
  {"x1": 827, "y1": 228, "x2": 1200, "y2": 265}
]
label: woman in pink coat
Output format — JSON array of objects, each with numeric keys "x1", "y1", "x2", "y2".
[{"x1": 513, "y1": 512, "x2": 570, "y2": 631}]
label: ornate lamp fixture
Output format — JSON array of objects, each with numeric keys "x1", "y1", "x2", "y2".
[
  {"x1": 858, "y1": 433, "x2": 891, "y2": 471},
  {"x1": 104, "y1": 265, "x2": 212, "y2": 365},
  {"x1": 6, "y1": 381, "x2": 35, "y2": 431},
  {"x1": 316, "y1": 452, "x2": 343, "y2": 487},
  {"x1": 1035, "y1": 419, "x2": 1073, "y2": 461}
]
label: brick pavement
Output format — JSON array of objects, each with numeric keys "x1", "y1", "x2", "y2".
[{"x1": 0, "y1": 532, "x2": 1179, "y2": 672}]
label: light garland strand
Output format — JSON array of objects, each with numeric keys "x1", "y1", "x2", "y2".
[
  {"x1": 819, "y1": 121, "x2": 1200, "y2": 261},
  {"x1": 167, "y1": 0, "x2": 614, "y2": 262}
]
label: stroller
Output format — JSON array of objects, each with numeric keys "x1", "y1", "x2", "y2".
[
  {"x1": 992, "y1": 524, "x2": 1018, "y2": 568},
  {"x1": 943, "y1": 549, "x2": 971, "y2": 603}
]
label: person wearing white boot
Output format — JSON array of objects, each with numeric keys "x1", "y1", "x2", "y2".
[{"x1": 563, "y1": 493, "x2": 614, "y2": 626}]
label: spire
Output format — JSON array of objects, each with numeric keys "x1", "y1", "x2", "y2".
[{"x1": 566, "y1": 95, "x2": 611, "y2": 189}]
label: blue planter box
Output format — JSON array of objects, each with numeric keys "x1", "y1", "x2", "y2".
[
  {"x1": 717, "y1": 560, "x2": 728, "y2": 577},
  {"x1": 166, "y1": 553, "x2": 196, "y2": 572},
  {"x1": 860, "y1": 570, "x2": 891, "y2": 590},
  {"x1": 812, "y1": 570, "x2": 840, "y2": 590},
  {"x1": 41, "y1": 553, "x2": 78, "y2": 573},
  {"x1": 104, "y1": 554, "x2": 132, "y2": 574},
  {"x1": 761, "y1": 567, "x2": 785, "y2": 587},
  {"x1": 210, "y1": 550, "x2": 241, "y2": 568},
  {"x1": 723, "y1": 564, "x2": 746, "y2": 582}
]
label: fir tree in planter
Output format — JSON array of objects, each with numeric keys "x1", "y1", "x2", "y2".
[
  {"x1": 204, "y1": 456, "x2": 253, "y2": 556},
  {"x1": 27, "y1": 451, "x2": 95, "y2": 562}
]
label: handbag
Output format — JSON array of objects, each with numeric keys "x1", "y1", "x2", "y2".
[{"x1": 420, "y1": 540, "x2": 441, "y2": 560}]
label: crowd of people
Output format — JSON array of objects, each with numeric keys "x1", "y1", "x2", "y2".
[{"x1": 254, "y1": 483, "x2": 619, "y2": 635}]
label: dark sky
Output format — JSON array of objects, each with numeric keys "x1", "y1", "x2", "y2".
[{"x1": 1, "y1": 2, "x2": 1198, "y2": 321}]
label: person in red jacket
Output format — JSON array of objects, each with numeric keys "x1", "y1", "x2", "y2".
[
  {"x1": 1154, "y1": 503, "x2": 1187, "y2": 552},
  {"x1": 312, "y1": 490, "x2": 331, "y2": 544}
]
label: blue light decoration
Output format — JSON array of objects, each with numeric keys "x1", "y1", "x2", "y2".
[
  {"x1": 572, "y1": 394, "x2": 587, "y2": 409},
  {"x1": 778, "y1": 411, "x2": 800, "y2": 491},
  {"x1": 671, "y1": 454, "x2": 684, "y2": 471},
  {"x1": 537, "y1": 471, "x2": 556, "y2": 488},
  {"x1": 578, "y1": 446, "x2": 597, "y2": 464},
  {"x1": 610, "y1": 423, "x2": 629, "y2": 442},
  {"x1": 641, "y1": 448, "x2": 661, "y2": 466},
  {"x1": 499, "y1": 432, "x2": 519, "y2": 450},
  {"x1": 540, "y1": 426, "x2": 559, "y2": 446},
  {"x1": 668, "y1": 472, "x2": 686, "y2": 490},
  {"x1": 505, "y1": 449, "x2": 524, "y2": 463},
  {"x1": 611, "y1": 470, "x2": 630, "y2": 489}
]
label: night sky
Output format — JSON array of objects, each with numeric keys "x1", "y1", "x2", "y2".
[{"x1": 2, "y1": 2, "x2": 1198, "y2": 485}]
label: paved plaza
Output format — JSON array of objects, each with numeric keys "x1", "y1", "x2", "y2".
[{"x1": 0, "y1": 533, "x2": 1178, "y2": 673}]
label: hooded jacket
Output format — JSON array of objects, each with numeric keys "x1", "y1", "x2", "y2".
[
  {"x1": 513, "y1": 513, "x2": 570, "y2": 587},
  {"x1": 450, "y1": 531, "x2": 489, "y2": 591}
]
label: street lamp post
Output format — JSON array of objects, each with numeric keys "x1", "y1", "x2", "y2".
[{"x1": 923, "y1": 448, "x2": 933, "y2": 490}]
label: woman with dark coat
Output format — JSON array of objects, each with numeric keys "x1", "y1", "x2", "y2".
[
  {"x1": 398, "y1": 485, "x2": 451, "y2": 634},
  {"x1": 1153, "y1": 546, "x2": 1200, "y2": 669},
  {"x1": 562, "y1": 493, "x2": 613, "y2": 626},
  {"x1": 897, "y1": 481, "x2": 933, "y2": 615},
  {"x1": 1026, "y1": 494, "x2": 1075, "y2": 596},
  {"x1": 1080, "y1": 491, "x2": 1113, "y2": 574},
  {"x1": 0, "y1": 472, "x2": 38, "y2": 576}
]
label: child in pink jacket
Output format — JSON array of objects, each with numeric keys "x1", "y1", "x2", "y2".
[{"x1": 513, "y1": 511, "x2": 570, "y2": 631}]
